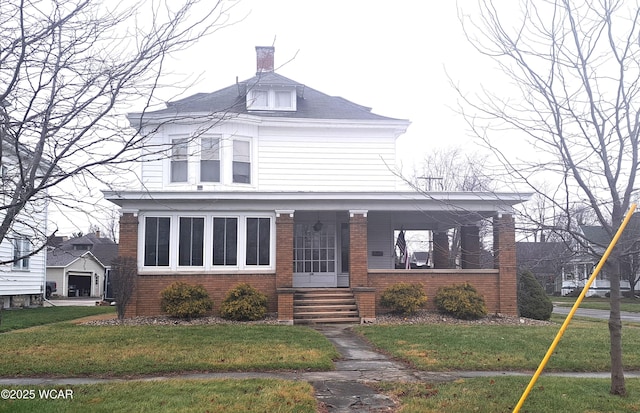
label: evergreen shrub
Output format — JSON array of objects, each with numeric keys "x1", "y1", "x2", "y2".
[
  {"x1": 434, "y1": 282, "x2": 488, "y2": 320},
  {"x1": 380, "y1": 282, "x2": 427, "y2": 315},
  {"x1": 160, "y1": 281, "x2": 213, "y2": 319},
  {"x1": 219, "y1": 283, "x2": 268, "y2": 321},
  {"x1": 517, "y1": 270, "x2": 553, "y2": 320}
]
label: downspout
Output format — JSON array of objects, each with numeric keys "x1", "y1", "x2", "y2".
[{"x1": 42, "y1": 188, "x2": 49, "y2": 305}]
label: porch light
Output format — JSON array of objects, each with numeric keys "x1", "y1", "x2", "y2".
[{"x1": 313, "y1": 220, "x2": 323, "y2": 232}]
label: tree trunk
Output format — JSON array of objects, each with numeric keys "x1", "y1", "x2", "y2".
[{"x1": 608, "y1": 259, "x2": 626, "y2": 396}]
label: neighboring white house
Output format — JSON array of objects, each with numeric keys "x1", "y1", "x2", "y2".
[
  {"x1": 0, "y1": 140, "x2": 49, "y2": 308},
  {"x1": 46, "y1": 232, "x2": 118, "y2": 298},
  {"x1": 105, "y1": 46, "x2": 530, "y2": 322},
  {"x1": 559, "y1": 225, "x2": 633, "y2": 297}
]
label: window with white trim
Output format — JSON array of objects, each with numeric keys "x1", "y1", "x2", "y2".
[
  {"x1": 144, "y1": 217, "x2": 170, "y2": 266},
  {"x1": 250, "y1": 90, "x2": 269, "y2": 108},
  {"x1": 13, "y1": 238, "x2": 30, "y2": 270},
  {"x1": 170, "y1": 138, "x2": 188, "y2": 182},
  {"x1": 246, "y1": 217, "x2": 270, "y2": 266},
  {"x1": 179, "y1": 217, "x2": 204, "y2": 266},
  {"x1": 275, "y1": 91, "x2": 293, "y2": 109},
  {"x1": 200, "y1": 137, "x2": 220, "y2": 182},
  {"x1": 141, "y1": 214, "x2": 273, "y2": 271},
  {"x1": 247, "y1": 89, "x2": 295, "y2": 111},
  {"x1": 233, "y1": 140, "x2": 251, "y2": 184},
  {"x1": 212, "y1": 217, "x2": 237, "y2": 266}
]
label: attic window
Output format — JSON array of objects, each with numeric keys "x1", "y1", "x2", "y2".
[{"x1": 247, "y1": 89, "x2": 295, "y2": 111}]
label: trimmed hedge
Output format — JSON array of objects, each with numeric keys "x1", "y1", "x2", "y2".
[
  {"x1": 380, "y1": 282, "x2": 427, "y2": 315},
  {"x1": 434, "y1": 282, "x2": 488, "y2": 320},
  {"x1": 219, "y1": 283, "x2": 268, "y2": 321},
  {"x1": 160, "y1": 282, "x2": 213, "y2": 319}
]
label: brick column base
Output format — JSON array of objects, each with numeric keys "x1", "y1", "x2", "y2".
[
  {"x1": 277, "y1": 289, "x2": 295, "y2": 325},
  {"x1": 353, "y1": 287, "x2": 376, "y2": 323}
]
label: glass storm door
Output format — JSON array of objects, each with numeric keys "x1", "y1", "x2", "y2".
[{"x1": 293, "y1": 223, "x2": 337, "y2": 287}]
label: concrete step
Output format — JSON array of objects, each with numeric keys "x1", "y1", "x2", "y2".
[
  {"x1": 295, "y1": 311, "x2": 358, "y2": 318},
  {"x1": 295, "y1": 298, "x2": 357, "y2": 306},
  {"x1": 293, "y1": 303, "x2": 358, "y2": 312},
  {"x1": 293, "y1": 289, "x2": 360, "y2": 324},
  {"x1": 295, "y1": 317, "x2": 361, "y2": 324}
]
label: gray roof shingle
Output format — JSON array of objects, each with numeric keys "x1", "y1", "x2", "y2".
[
  {"x1": 47, "y1": 234, "x2": 118, "y2": 268},
  {"x1": 134, "y1": 72, "x2": 405, "y2": 121}
]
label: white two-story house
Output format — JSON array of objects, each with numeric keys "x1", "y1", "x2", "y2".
[
  {"x1": 0, "y1": 139, "x2": 48, "y2": 308},
  {"x1": 105, "y1": 47, "x2": 529, "y2": 323}
]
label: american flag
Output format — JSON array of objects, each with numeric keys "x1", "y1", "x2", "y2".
[{"x1": 396, "y1": 230, "x2": 406, "y2": 257}]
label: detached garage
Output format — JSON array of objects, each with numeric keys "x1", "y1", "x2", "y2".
[
  {"x1": 46, "y1": 250, "x2": 105, "y2": 298},
  {"x1": 46, "y1": 232, "x2": 118, "y2": 299}
]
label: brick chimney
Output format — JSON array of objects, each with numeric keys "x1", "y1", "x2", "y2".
[{"x1": 256, "y1": 46, "x2": 275, "y2": 74}]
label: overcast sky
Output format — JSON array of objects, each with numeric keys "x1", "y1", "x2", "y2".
[
  {"x1": 53, "y1": 0, "x2": 503, "y2": 236},
  {"x1": 164, "y1": 0, "x2": 491, "y2": 169}
]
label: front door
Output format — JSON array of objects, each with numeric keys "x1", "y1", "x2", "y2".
[{"x1": 293, "y1": 222, "x2": 337, "y2": 287}]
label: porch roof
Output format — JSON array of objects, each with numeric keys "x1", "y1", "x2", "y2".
[{"x1": 104, "y1": 190, "x2": 531, "y2": 229}]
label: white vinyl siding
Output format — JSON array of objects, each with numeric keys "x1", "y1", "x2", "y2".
[
  {"x1": 367, "y1": 212, "x2": 395, "y2": 270},
  {"x1": 258, "y1": 132, "x2": 398, "y2": 191},
  {"x1": 137, "y1": 119, "x2": 407, "y2": 192},
  {"x1": 0, "y1": 204, "x2": 47, "y2": 296}
]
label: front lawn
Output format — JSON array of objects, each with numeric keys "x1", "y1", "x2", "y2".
[
  {"x1": 0, "y1": 379, "x2": 317, "y2": 413},
  {"x1": 0, "y1": 323, "x2": 339, "y2": 377},
  {"x1": 356, "y1": 319, "x2": 640, "y2": 371},
  {"x1": 553, "y1": 296, "x2": 640, "y2": 313},
  {"x1": 376, "y1": 377, "x2": 640, "y2": 413},
  {"x1": 0, "y1": 306, "x2": 116, "y2": 333}
]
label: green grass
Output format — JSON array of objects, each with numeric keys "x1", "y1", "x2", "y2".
[
  {"x1": 0, "y1": 379, "x2": 316, "y2": 413},
  {"x1": 356, "y1": 320, "x2": 640, "y2": 371},
  {"x1": 552, "y1": 296, "x2": 640, "y2": 313},
  {"x1": 376, "y1": 377, "x2": 640, "y2": 413},
  {"x1": 0, "y1": 306, "x2": 116, "y2": 332},
  {"x1": 0, "y1": 323, "x2": 339, "y2": 377}
]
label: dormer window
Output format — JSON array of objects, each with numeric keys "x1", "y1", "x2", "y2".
[
  {"x1": 252, "y1": 90, "x2": 269, "y2": 107},
  {"x1": 247, "y1": 88, "x2": 295, "y2": 111}
]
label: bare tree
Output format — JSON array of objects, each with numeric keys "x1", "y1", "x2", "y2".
[
  {"x1": 413, "y1": 146, "x2": 494, "y2": 267},
  {"x1": 456, "y1": 0, "x2": 640, "y2": 396},
  {"x1": 413, "y1": 145, "x2": 492, "y2": 192},
  {"x1": 0, "y1": 0, "x2": 238, "y2": 264},
  {"x1": 110, "y1": 256, "x2": 137, "y2": 320}
]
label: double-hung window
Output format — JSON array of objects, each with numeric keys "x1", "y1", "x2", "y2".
[
  {"x1": 200, "y1": 137, "x2": 220, "y2": 182},
  {"x1": 13, "y1": 238, "x2": 30, "y2": 270},
  {"x1": 233, "y1": 140, "x2": 251, "y2": 184},
  {"x1": 179, "y1": 217, "x2": 204, "y2": 266},
  {"x1": 144, "y1": 217, "x2": 170, "y2": 266},
  {"x1": 212, "y1": 217, "x2": 238, "y2": 265},
  {"x1": 170, "y1": 138, "x2": 188, "y2": 182},
  {"x1": 246, "y1": 217, "x2": 270, "y2": 266}
]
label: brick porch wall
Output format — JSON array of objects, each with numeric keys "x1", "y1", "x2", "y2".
[
  {"x1": 132, "y1": 274, "x2": 277, "y2": 316},
  {"x1": 369, "y1": 269, "x2": 502, "y2": 314}
]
